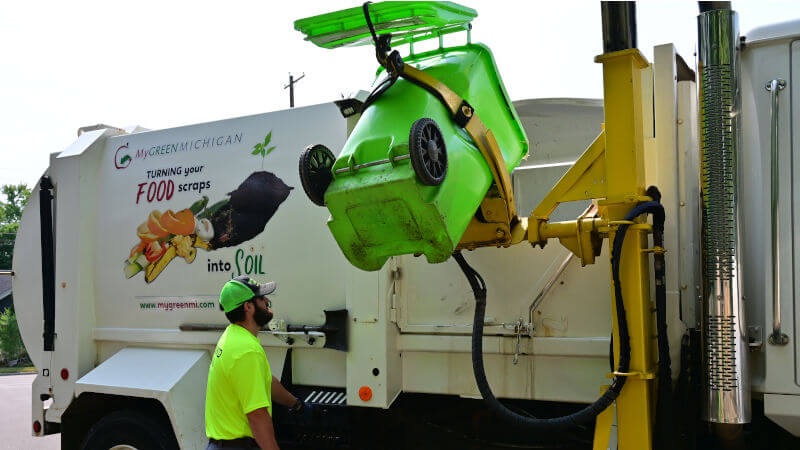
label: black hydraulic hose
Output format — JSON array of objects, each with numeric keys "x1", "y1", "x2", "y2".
[
  {"x1": 362, "y1": 2, "x2": 391, "y2": 60},
  {"x1": 453, "y1": 194, "x2": 667, "y2": 432},
  {"x1": 645, "y1": 187, "x2": 674, "y2": 450},
  {"x1": 361, "y1": 74, "x2": 396, "y2": 112},
  {"x1": 360, "y1": 2, "x2": 403, "y2": 112},
  {"x1": 362, "y1": 1, "x2": 379, "y2": 44},
  {"x1": 455, "y1": 250, "x2": 623, "y2": 431}
]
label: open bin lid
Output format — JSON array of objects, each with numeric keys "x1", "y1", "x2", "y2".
[{"x1": 294, "y1": 1, "x2": 477, "y2": 49}]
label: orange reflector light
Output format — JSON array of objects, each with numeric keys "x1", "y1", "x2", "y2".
[{"x1": 358, "y1": 385, "x2": 372, "y2": 402}]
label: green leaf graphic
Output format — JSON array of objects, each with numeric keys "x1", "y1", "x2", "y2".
[{"x1": 252, "y1": 131, "x2": 274, "y2": 162}]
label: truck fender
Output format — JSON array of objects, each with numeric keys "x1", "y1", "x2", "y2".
[{"x1": 73, "y1": 347, "x2": 210, "y2": 450}]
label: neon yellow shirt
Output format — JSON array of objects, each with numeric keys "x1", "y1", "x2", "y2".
[{"x1": 205, "y1": 324, "x2": 272, "y2": 439}]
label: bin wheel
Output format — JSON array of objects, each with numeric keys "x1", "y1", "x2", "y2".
[
  {"x1": 299, "y1": 144, "x2": 335, "y2": 206},
  {"x1": 409, "y1": 118, "x2": 447, "y2": 186}
]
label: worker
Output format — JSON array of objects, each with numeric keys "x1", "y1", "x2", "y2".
[{"x1": 205, "y1": 276, "x2": 307, "y2": 449}]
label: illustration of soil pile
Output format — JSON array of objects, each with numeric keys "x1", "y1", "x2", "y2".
[
  {"x1": 125, "y1": 171, "x2": 292, "y2": 283},
  {"x1": 210, "y1": 171, "x2": 293, "y2": 248}
]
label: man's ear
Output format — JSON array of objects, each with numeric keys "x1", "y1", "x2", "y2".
[{"x1": 243, "y1": 301, "x2": 254, "y2": 315}]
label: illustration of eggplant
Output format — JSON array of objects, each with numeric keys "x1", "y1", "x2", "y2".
[{"x1": 208, "y1": 171, "x2": 293, "y2": 248}]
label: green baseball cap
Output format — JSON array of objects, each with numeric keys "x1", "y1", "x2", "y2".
[{"x1": 219, "y1": 275, "x2": 277, "y2": 313}]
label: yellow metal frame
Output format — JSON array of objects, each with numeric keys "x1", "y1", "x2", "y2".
[{"x1": 527, "y1": 48, "x2": 656, "y2": 450}]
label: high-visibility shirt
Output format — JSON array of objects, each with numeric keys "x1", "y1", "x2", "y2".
[{"x1": 205, "y1": 324, "x2": 272, "y2": 439}]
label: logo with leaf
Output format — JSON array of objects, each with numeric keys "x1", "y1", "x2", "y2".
[
  {"x1": 115, "y1": 143, "x2": 132, "y2": 169},
  {"x1": 253, "y1": 131, "x2": 276, "y2": 168}
]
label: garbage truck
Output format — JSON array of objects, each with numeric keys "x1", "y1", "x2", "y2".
[{"x1": 10, "y1": 1, "x2": 800, "y2": 449}]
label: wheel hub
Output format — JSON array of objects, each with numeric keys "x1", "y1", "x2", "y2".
[{"x1": 426, "y1": 139, "x2": 440, "y2": 162}]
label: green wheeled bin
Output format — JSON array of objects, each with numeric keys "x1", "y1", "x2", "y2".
[{"x1": 296, "y1": 2, "x2": 528, "y2": 271}]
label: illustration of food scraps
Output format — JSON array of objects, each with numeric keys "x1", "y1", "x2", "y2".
[{"x1": 125, "y1": 171, "x2": 293, "y2": 283}]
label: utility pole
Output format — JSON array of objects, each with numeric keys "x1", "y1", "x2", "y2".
[{"x1": 284, "y1": 72, "x2": 305, "y2": 108}]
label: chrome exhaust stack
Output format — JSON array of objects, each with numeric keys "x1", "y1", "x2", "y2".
[{"x1": 697, "y1": 7, "x2": 751, "y2": 424}]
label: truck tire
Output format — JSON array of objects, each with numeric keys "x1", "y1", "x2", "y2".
[{"x1": 80, "y1": 409, "x2": 178, "y2": 450}]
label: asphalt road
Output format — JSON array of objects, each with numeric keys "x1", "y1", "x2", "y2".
[{"x1": 0, "y1": 373, "x2": 60, "y2": 450}]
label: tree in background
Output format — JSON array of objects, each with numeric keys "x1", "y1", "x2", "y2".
[
  {"x1": 0, "y1": 185, "x2": 31, "y2": 365},
  {"x1": 0, "y1": 183, "x2": 31, "y2": 269},
  {"x1": 1, "y1": 184, "x2": 31, "y2": 223},
  {"x1": 0, "y1": 307, "x2": 26, "y2": 362}
]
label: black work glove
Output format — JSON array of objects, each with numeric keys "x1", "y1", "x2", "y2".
[{"x1": 287, "y1": 398, "x2": 306, "y2": 416}]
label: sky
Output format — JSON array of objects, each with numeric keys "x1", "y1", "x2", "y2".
[{"x1": 1, "y1": 0, "x2": 798, "y2": 189}]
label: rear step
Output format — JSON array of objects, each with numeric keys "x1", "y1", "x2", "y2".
[{"x1": 303, "y1": 389, "x2": 347, "y2": 406}]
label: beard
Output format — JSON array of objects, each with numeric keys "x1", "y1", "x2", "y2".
[{"x1": 253, "y1": 304, "x2": 273, "y2": 327}]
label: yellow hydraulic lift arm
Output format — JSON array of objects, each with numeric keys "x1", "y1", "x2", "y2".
[
  {"x1": 524, "y1": 48, "x2": 658, "y2": 450},
  {"x1": 370, "y1": 5, "x2": 659, "y2": 448}
]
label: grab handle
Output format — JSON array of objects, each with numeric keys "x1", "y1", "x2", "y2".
[{"x1": 766, "y1": 78, "x2": 788, "y2": 346}]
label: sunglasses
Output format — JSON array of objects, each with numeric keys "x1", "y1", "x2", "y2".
[
  {"x1": 248, "y1": 296, "x2": 272, "y2": 308},
  {"x1": 262, "y1": 296, "x2": 273, "y2": 308}
]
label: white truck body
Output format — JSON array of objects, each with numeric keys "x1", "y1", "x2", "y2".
[{"x1": 12, "y1": 19, "x2": 800, "y2": 448}]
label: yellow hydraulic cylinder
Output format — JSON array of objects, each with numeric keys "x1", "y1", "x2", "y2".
[{"x1": 594, "y1": 49, "x2": 656, "y2": 450}]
